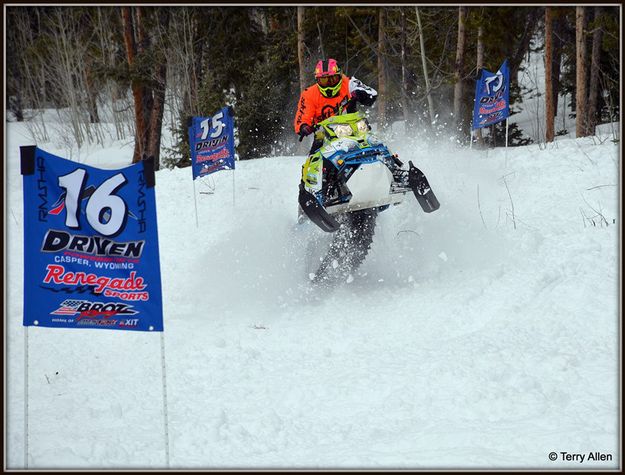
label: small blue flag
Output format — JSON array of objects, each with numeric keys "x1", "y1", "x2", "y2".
[
  {"x1": 472, "y1": 59, "x2": 510, "y2": 129},
  {"x1": 189, "y1": 106, "x2": 236, "y2": 179}
]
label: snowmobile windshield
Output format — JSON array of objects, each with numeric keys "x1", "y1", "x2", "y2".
[
  {"x1": 330, "y1": 123, "x2": 353, "y2": 138},
  {"x1": 319, "y1": 112, "x2": 370, "y2": 140}
]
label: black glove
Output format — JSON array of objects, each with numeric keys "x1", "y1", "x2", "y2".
[
  {"x1": 351, "y1": 89, "x2": 377, "y2": 107},
  {"x1": 298, "y1": 123, "x2": 314, "y2": 142}
]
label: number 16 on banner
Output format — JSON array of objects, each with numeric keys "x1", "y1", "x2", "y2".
[
  {"x1": 20, "y1": 146, "x2": 164, "y2": 332},
  {"x1": 58, "y1": 168, "x2": 128, "y2": 236}
]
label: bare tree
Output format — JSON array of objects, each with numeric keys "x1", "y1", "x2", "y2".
[
  {"x1": 41, "y1": 8, "x2": 110, "y2": 148},
  {"x1": 475, "y1": 18, "x2": 485, "y2": 145},
  {"x1": 453, "y1": 6, "x2": 468, "y2": 135},
  {"x1": 166, "y1": 8, "x2": 199, "y2": 119},
  {"x1": 51, "y1": 8, "x2": 84, "y2": 145},
  {"x1": 400, "y1": 8, "x2": 410, "y2": 132},
  {"x1": 551, "y1": 10, "x2": 564, "y2": 116},
  {"x1": 316, "y1": 16, "x2": 325, "y2": 58},
  {"x1": 297, "y1": 7, "x2": 307, "y2": 92},
  {"x1": 415, "y1": 6, "x2": 435, "y2": 127},
  {"x1": 545, "y1": 7, "x2": 555, "y2": 142},
  {"x1": 8, "y1": 8, "x2": 49, "y2": 139},
  {"x1": 587, "y1": 6, "x2": 604, "y2": 136},
  {"x1": 377, "y1": 8, "x2": 387, "y2": 130},
  {"x1": 94, "y1": 7, "x2": 130, "y2": 141},
  {"x1": 575, "y1": 6, "x2": 588, "y2": 137}
]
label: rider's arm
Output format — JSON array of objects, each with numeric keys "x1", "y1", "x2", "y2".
[
  {"x1": 348, "y1": 77, "x2": 377, "y2": 106},
  {"x1": 294, "y1": 87, "x2": 317, "y2": 135}
]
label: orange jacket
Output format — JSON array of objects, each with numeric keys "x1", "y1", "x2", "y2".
[{"x1": 294, "y1": 74, "x2": 353, "y2": 134}]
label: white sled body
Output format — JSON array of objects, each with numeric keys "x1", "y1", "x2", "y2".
[{"x1": 326, "y1": 161, "x2": 408, "y2": 214}]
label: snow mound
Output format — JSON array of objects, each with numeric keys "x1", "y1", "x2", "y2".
[{"x1": 5, "y1": 120, "x2": 619, "y2": 469}]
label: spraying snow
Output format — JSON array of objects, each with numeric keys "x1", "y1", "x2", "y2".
[{"x1": 5, "y1": 117, "x2": 620, "y2": 469}]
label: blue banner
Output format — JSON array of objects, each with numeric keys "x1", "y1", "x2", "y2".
[
  {"x1": 21, "y1": 147, "x2": 164, "y2": 332},
  {"x1": 472, "y1": 59, "x2": 510, "y2": 129},
  {"x1": 189, "y1": 106, "x2": 235, "y2": 179}
]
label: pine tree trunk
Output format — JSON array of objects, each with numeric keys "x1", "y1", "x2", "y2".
[
  {"x1": 575, "y1": 6, "x2": 588, "y2": 138},
  {"x1": 297, "y1": 7, "x2": 307, "y2": 92},
  {"x1": 476, "y1": 26, "x2": 484, "y2": 72},
  {"x1": 268, "y1": 10, "x2": 280, "y2": 32},
  {"x1": 453, "y1": 6, "x2": 467, "y2": 135},
  {"x1": 377, "y1": 8, "x2": 387, "y2": 130},
  {"x1": 146, "y1": 9, "x2": 170, "y2": 171},
  {"x1": 587, "y1": 6, "x2": 604, "y2": 136},
  {"x1": 122, "y1": 6, "x2": 146, "y2": 163},
  {"x1": 545, "y1": 7, "x2": 555, "y2": 142},
  {"x1": 147, "y1": 62, "x2": 166, "y2": 171},
  {"x1": 134, "y1": 7, "x2": 153, "y2": 149}
]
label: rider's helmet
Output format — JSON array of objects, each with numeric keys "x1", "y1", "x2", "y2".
[{"x1": 315, "y1": 59, "x2": 343, "y2": 98}]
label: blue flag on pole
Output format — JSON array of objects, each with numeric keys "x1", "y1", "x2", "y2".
[
  {"x1": 472, "y1": 59, "x2": 510, "y2": 129},
  {"x1": 189, "y1": 106, "x2": 236, "y2": 179},
  {"x1": 21, "y1": 146, "x2": 164, "y2": 332}
]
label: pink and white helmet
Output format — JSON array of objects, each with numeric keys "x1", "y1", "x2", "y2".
[
  {"x1": 314, "y1": 58, "x2": 341, "y2": 78},
  {"x1": 314, "y1": 59, "x2": 343, "y2": 97}
]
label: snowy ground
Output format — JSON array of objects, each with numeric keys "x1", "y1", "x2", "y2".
[{"x1": 4, "y1": 115, "x2": 621, "y2": 469}]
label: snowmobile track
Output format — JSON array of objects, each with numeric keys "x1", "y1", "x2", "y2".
[{"x1": 312, "y1": 208, "x2": 377, "y2": 284}]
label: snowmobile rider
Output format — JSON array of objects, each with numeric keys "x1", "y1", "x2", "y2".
[{"x1": 294, "y1": 58, "x2": 378, "y2": 154}]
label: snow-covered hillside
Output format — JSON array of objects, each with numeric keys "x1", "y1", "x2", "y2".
[{"x1": 5, "y1": 117, "x2": 620, "y2": 469}]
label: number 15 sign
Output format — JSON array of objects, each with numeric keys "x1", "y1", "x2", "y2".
[
  {"x1": 189, "y1": 106, "x2": 236, "y2": 179},
  {"x1": 20, "y1": 146, "x2": 164, "y2": 332}
]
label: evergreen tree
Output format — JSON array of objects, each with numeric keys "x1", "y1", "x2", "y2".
[{"x1": 5, "y1": 6, "x2": 620, "y2": 160}]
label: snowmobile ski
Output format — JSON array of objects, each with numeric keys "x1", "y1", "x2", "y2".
[
  {"x1": 408, "y1": 161, "x2": 440, "y2": 213},
  {"x1": 298, "y1": 183, "x2": 341, "y2": 232}
]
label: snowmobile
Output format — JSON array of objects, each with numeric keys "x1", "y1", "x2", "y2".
[{"x1": 298, "y1": 110, "x2": 439, "y2": 283}]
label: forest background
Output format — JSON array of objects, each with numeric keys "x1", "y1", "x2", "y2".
[{"x1": 4, "y1": 5, "x2": 621, "y2": 169}]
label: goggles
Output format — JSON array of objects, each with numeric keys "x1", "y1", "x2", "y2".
[{"x1": 316, "y1": 75, "x2": 341, "y2": 87}]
